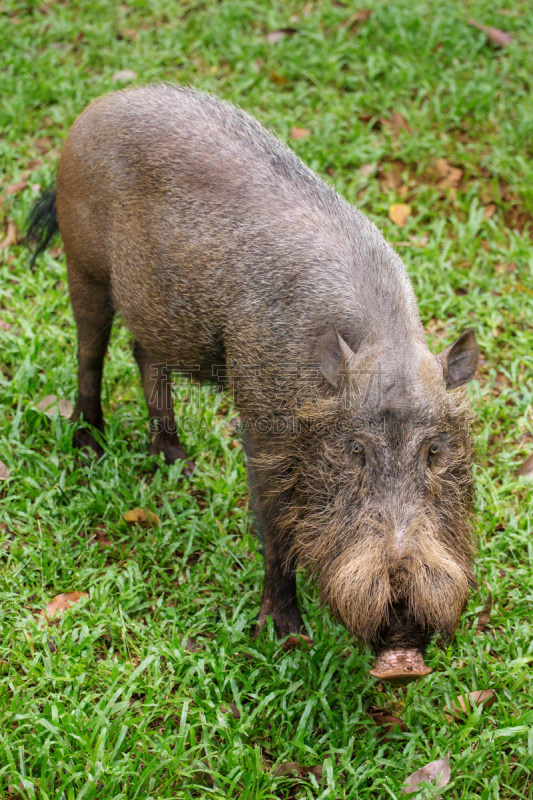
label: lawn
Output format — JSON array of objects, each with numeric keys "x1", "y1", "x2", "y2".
[{"x1": 1, "y1": 0, "x2": 533, "y2": 797}]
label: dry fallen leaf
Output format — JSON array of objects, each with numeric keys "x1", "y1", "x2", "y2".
[
  {"x1": 24, "y1": 631, "x2": 34, "y2": 655},
  {"x1": 35, "y1": 137, "x2": 52, "y2": 155},
  {"x1": 269, "y1": 70, "x2": 289, "y2": 86},
  {"x1": 119, "y1": 28, "x2": 138, "y2": 40},
  {"x1": 281, "y1": 633, "x2": 314, "y2": 650},
  {"x1": 504, "y1": 283, "x2": 533, "y2": 299},
  {"x1": 494, "y1": 262, "x2": 516, "y2": 274},
  {"x1": 0, "y1": 221, "x2": 18, "y2": 250},
  {"x1": 402, "y1": 754, "x2": 451, "y2": 795},
  {"x1": 91, "y1": 525, "x2": 112, "y2": 548},
  {"x1": 7, "y1": 181, "x2": 28, "y2": 195},
  {"x1": 483, "y1": 203, "x2": 497, "y2": 219},
  {"x1": 112, "y1": 69, "x2": 138, "y2": 83},
  {"x1": 266, "y1": 27, "x2": 298, "y2": 43},
  {"x1": 389, "y1": 204, "x2": 411, "y2": 227},
  {"x1": 184, "y1": 637, "x2": 205, "y2": 653},
  {"x1": 48, "y1": 245, "x2": 63, "y2": 259},
  {"x1": 475, "y1": 591, "x2": 492, "y2": 635},
  {"x1": 26, "y1": 158, "x2": 43, "y2": 172},
  {"x1": 435, "y1": 159, "x2": 463, "y2": 189},
  {"x1": 468, "y1": 18, "x2": 513, "y2": 47},
  {"x1": 517, "y1": 452, "x2": 533, "y2": 478},
  {"x1": 36, "y1": 394, "x2": 73, "y2": 419},
  {"x1": 0, "y1": 461, "x2": 10, "y2": 480},
  {"x1": 369, "y1": 709, "x2": 409, "y2": 736},
  {"x1": 290, "y1": 127, "x2": 311, "y2": 139},
  {"x1": 451, "y1": 689, "x2": 495, "y2": 717},
  {"x1": 359, "y1": 163, "x2": 375, "y2": 177},
  {"x1": 389, "y1": 112, "x2": 410, "y2": 138},
  {"x1": 123, "y1": 507, "x2": 160, "y2": 527},
  {"x1": 40, "y1": 591, "x2": 89, "y2": 622},
  {"x1": 272, "y1": 762, "x2": 324, "y2": 781},
  {"x1": 339, "y1": 9, "x2": 372, "y2": 33},
  {"x1": 220, "y1": 702, "x2": 240, "y2": 719}
]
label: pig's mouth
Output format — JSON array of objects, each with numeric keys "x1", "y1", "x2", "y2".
[{"x1": 369, "y1": 648, "x2": 432, "y2": 685}]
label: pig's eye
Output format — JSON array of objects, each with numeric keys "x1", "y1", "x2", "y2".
[
  {"x1": 428, "y1": 442, "x2": 440, "y2": 464},
  {"x1": 352, "y1": 443, "x2": 365, "y2": 460}
]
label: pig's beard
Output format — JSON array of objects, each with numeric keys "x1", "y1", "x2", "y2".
[{"x1": 291, "y1": 510, "x2": 473, "y2": 644}]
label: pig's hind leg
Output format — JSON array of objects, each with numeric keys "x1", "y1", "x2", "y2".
[
  {"x1": 69, "y1": 274, "x2": 114, "y2": 456},
  {"x1": 133, "y1": 341, "x2": 195, "y2": 475},
  {"x1": 245, "y1": 434, "x2": 305, "y2": 641}
]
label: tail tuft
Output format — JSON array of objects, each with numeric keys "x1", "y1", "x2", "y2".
[{"x1": 25, "y1": 187, "x2": 59, "y2": 266}]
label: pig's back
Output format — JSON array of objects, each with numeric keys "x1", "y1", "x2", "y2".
[{"x1": 57, "y1": 85, "x2": 422, "y2": 386}]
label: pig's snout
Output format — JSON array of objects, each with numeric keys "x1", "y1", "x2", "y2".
[
  {"x1": 369, "y1": 649, "x2": 432, "y2": 685},
  {"x1": 370, "y1": 602, "x2": 433, "y2": 684}
]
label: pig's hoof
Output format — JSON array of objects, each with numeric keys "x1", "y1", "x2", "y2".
[
  {"x1": 254, "y1": 607, "x2": 305, "y2": 641},
  {"x1": 149, "y1": 437, "x2": 195, "y2": 474},
  {"x1": 370, "y1": 649, "x2": 432, "y2": 685},
  {"x1": 73, "y1": 427, "x2": 105, "y2": 458}
]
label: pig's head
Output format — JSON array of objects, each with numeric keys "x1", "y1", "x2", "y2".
[{"x1": 286, "y1": 327, "x2": 479, "y2": 683}]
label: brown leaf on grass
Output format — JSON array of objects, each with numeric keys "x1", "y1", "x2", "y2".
[
  {"x1": 26, "y1": 158, "x2": 43, "y2": 172},
  {"x1": 7, "y1": 181, "x2": 28, "y2": 195},
  {"x1": 91, "y1": 525, "x2": 112, "y2": 548},
  {"x1": 112, "y1": 69, "x2": 138, "y2": 83},
  {"x1": 389, "y1": 204, "x2": 411, "y2": 227},
  {"x1": 504, "y1": 283, "x2": 533, "y2": 299},
  {"x1": 184, "y1": 637, "x2": 205, "y2": 653},
  {"x1": 123, "y1": 507, "x2": 160, "y2": 527},
  {"x1": 40, "y1": 591, "x2": 89, "y2": 622},
  {"x1": 220, "y1": 702, "x2": 240, "y2": 719},
  {"x1": 24, "y1": 631, "x2": 34, "y2": 655},
  {"x1": 475, "y1": 591, "x2": 492, "y2": 635},
  {"x1": 468, "y1": 19, "x2": 513, "y2": 47},
  {"x1": 389, "y1": 112, "x2": 410, "y2": 138},
  {"x1": 435, "y1": 159, "x2": 463, "y2": 189},
  {"x1": 290, "y1": 127, "x2": 311, "y2": 139},
  {"x1": 0, "y1": 221, "x2": 19, "y2": 250},
  {"x1": 402, "y1": 754, "x2": 451, "y2": 795},
  {"x1": 266, "y1": 28, "x2": 298, "y2": 43},
  {"x1": 517, "y1": 452, "x2": 533, "y2": 478},
  {"x1": 118, "y1": 28, "x2": 138, "y2": 40},
  {"x1": 369, "y1": 709, "x2": 409, "y2": 736},
  {"x1": 281, "y1": 633, "x2": 314, "y2": 650},
  {"x1": 359, "y1": 163, "x2": 375, "y2": 177},
  {"x1": 340, "y1": 9, "x2": 372, "y2": 24},
  {"x1": 36, "y1": 395, "x2": 73, "y2": 419},
  {"x1": 0, "y1": 461, "x2": 10, "y2": 480},
  {"x1": 451, "y1": 689, "x2": 495, "y2": 717},
  {"x1": 269, "y1": 70, "x2": 289, "y2": 86},
  {"x1": 35, "y1": 137, "x2": 52, "y2": 155},
  {"x1": 483, "y1": 203, "x2": 497, "y2": 219},
  {"x1": 48, "y1": 245, "x2": 63, "y2": 259},
  {"x1": 272, "y1": 762, "x2": 324, "y2": 781},
  {"x1": 339, "y1": 9, "x2": 372, "y2": 33},
  {"x1": 494, "y1": 262, "x2": 516, "y2": 274}
]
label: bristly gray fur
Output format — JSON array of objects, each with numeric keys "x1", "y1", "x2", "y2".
[{"x1": 34, "y1": 84, "x2": 479, "y2": 654}]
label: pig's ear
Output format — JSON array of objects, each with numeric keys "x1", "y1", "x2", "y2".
[
  {"x1": 318, "y1": 327, "x2": 357, "y2": 389},
  {"x1": 437, "y1": 329, "x2": 479, "y2": 389}
]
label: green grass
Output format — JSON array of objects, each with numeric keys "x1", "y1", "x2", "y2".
[{"x1": 1, "y1": 0, "x2": 533, "y2": 797}]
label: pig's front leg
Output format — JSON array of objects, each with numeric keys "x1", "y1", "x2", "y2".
[{"x1": 244, "y1": 432, "x2": 304, "y2": 640}]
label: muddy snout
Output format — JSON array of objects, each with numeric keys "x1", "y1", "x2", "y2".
[{"x1": 370, "y1": 648, "x2": 432, "y2": 685}]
